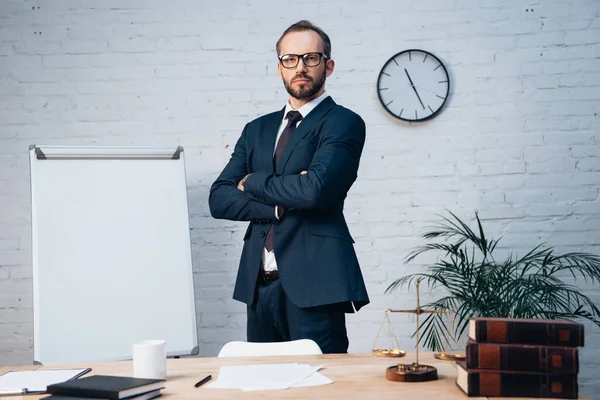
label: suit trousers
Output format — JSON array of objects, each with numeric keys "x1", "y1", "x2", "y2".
[{"x1": 246, "y1": 279, "x2": 349, "y2": 354}]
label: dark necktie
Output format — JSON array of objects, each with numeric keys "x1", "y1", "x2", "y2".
[{"x1": 264, "y1": 110, "x2": 303, "y2": 252}]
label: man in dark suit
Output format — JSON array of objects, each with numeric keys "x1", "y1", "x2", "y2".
[{"x1": 208, "y1": 20, "x2": 369, "y2": 354}]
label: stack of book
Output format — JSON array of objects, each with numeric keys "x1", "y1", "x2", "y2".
[
  {"x1": 456, "y1": 317, "x2": 584, "y2": 399},
  {"x1": 41, "y1": 375, "x2": 165, "y2": 400}
]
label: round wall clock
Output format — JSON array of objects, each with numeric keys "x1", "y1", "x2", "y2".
[{"x1": 377, "y1": 49, "x2": 450, "y2": 122}]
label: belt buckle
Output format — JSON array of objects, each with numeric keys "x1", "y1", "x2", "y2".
[{"x1": 260, "y1": 269, "x2": 278, "y2": 283}]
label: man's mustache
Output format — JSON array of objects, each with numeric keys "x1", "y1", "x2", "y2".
[{"x1": 292, "y1": 75, "x2": 313, "y2": 83}]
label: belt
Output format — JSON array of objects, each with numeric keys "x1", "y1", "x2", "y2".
[{"x1": 259, "y1": 269, "x2": 279, "y2": 283}]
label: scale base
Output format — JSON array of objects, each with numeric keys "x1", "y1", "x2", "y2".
[{"x1": 386, "y1": 363, "x2": 438, "y2": 383}]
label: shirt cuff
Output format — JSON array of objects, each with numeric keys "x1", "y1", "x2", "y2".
[{"x1": 275, "y1": 205, "x2": 284, "y2": 220}]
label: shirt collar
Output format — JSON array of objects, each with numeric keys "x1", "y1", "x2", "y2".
[{"x1": 283, "y1": 91, "x2": 330, "y2": 120}]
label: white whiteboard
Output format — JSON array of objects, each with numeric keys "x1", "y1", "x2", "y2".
[{"x1": 29, "y1": 145, "x2": 198, "y2": 365}]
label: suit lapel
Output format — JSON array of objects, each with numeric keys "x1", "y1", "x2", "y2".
[
  {"x1": 277, "y1": 96, "x2": 336, "y2": 174},
  {"x1": 258, "y1": 108, "x2": 285, "y2": 173}
]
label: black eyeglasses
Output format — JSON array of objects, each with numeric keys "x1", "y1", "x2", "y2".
[{"x1": 278, "y1": 52, "x2": 329, "y2": 69}]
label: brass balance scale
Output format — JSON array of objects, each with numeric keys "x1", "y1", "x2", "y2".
[{"x1": 372, "y1": 279, "x2": 465, "y2": 382}]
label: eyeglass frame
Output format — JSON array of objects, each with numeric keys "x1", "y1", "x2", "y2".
[{"x1": 278, "y1": 52, "x2": 330, "y2": 69}]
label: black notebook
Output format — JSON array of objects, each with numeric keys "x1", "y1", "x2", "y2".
[
  {"x1": 40, "y1": 389, "x2": 162, "y2": 400},
  {"x1": 46, "y1": 375, "x2": 164, "y2": 400}
]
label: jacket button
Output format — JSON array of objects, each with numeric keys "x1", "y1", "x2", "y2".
[{"x1": 260, "y1": 231, "x2": 266, "y2": 238}]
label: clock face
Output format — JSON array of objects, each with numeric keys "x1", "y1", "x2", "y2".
[{"x1": 377, "y1": 49, "x2": 450, "y2": 122}]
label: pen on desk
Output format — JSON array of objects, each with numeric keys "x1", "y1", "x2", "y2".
[{"x1": 194, "y1": 374, "x2": 212, "y2": 388}]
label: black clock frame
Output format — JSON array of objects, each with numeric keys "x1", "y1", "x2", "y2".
[{"x1": 376, "y1": 49, "x2": 450, "y2": 122}]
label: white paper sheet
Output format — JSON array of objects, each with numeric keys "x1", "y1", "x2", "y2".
[
  {"x1": 205, "y1": 363, "x2": 331, "y2": 391},
  {"x1": 0, "y1": 368, "x2": 90, "y2": 394},
  {"x1": 293, "y1": 371, "x2": 333, "y2": 387}
]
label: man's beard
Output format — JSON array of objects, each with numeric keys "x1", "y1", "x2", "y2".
[{"x1": 283, "y1": 69, "x2": 326, "y2": 100}]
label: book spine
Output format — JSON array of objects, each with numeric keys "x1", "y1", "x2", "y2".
[
  {"x1": 467, "y1": 370, "x2": 578, "y2": 398},
  {"x1": 475, "y1": 320, "x2": 584, "y2": 346},
  {"x1": 466, "y1": 342, "x2": 579, "y2": 374}
]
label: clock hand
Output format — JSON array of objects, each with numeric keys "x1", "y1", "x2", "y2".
[
  {"x1": 409, "y1": 85, "x2": 438, "y2": 95},
  {"x1": 404, "y1": 68, "x2": 426, "y2": 110}
]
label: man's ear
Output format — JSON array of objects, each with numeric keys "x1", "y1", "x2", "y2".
[
  {"x1": 325, "y1": 59, "x2": 335, "y2": 78},
  {"x1": 277, "y1": 61, "x2": 283, "y2": 79}
]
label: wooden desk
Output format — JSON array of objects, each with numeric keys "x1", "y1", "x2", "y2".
[{"x1": 0, "y1": 353, "x2": 592, "y2": 399}]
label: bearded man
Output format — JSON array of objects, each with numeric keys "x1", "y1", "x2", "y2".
[{"x1": 208, "y1": 20, "x2": 369, "y2": 353}]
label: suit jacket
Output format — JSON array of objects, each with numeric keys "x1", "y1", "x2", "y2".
[{"x1": 208, "y1": 96, "x2": 369, "y2": 312}]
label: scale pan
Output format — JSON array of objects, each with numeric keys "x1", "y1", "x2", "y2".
[
  {"x1": 372, "y1": 349, "x2": 406, "y2": 357},
  {"x1": 433, "y1": 351, "x2": 466, "y2": 361}
]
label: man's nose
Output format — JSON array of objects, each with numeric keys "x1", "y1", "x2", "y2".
[{"x1": 295, "y1": 57, "x2": 308, "y2": 72}]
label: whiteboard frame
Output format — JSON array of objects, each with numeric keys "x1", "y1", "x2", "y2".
[{"x1": 29, "y1": 145, "x2": 199, "y2": 364}]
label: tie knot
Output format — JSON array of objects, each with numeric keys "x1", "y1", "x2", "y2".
[{"x1": 286, "y1": 110, "x2": 303, "y2": 124}]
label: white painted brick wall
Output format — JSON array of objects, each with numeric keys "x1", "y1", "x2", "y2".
[{"x1": 1, "y1": 0, "x2": 599, "y2": 396}]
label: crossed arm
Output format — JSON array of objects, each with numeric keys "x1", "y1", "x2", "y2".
[
  {"x1": 208, "y1": 125, "x2": 276, "y2": 222},
  {"x1": 209, "y1": 114, "x2": 366, "y2": 221}
]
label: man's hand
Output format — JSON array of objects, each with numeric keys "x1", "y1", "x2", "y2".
[
  {"x1": 237, "y1": 174, "x2": 251, "y2": 191},
  {"x1": 300, "y1": 170, "x2": 307, "y2": 175}
]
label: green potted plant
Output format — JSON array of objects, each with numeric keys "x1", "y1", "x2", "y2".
[{"x1": 385, "y1": 210, "x2": 600, "y2": 352}]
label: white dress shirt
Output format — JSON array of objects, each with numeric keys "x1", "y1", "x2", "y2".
[{"x1": 262, "y1": 91, "x2": 330, "y2": 272}]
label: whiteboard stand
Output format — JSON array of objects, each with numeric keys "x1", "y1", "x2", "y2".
[{"x1": 29, "y1": 145, "x2": 199, "y2": 365}]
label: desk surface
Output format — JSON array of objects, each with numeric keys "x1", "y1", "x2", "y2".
[{"x1": 0, "y1": 352, "x2": 592, "y2": 400}]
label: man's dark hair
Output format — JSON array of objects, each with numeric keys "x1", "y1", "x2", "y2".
[{"x1": 276, "y1": 20, "x2": 331, "y2": 59}]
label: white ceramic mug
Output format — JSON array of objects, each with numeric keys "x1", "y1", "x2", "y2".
[{"x1": 132, "y1": 340, "x2": 166, "y2": 380}]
